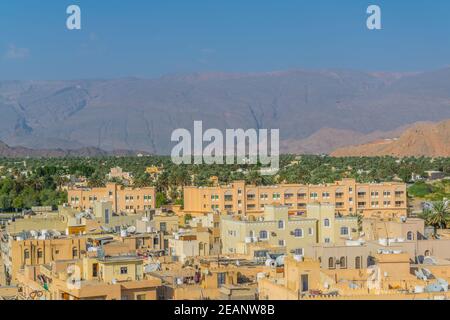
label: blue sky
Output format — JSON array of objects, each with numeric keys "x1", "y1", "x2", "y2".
[{"x1": 0, "y1": 0, "x2": 449, "y2": 80}]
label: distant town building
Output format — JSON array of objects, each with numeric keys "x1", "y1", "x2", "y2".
[
  {"x1": 184, "y1": 179, "x2": 407, "y2": 218},
  {"x1": 67, "y1": 183, "x2": 155, "y2": 214}
]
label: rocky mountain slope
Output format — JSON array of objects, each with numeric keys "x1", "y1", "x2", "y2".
[
  {"x1": 331, "y1": 120, "x2": 450, "y2": 157},
  {"x1": 1, "y1": 68, "x2": 450, "y2": 154}
]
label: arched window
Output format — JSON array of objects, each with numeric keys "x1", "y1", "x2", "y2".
[
  {"x1": 328, "y1": 257, "x2": 335, "y2": 269},
  {"x1": 324, "y1": 219, "x2": 330, "y2": 227},
  {"x1": 355, "y1": 256, "x2": 362, "y2": 269},
  {"x1": 72, "y1": 247, "x2": 78, "y2": 258},
  {"x1": 340, "y1": 257, "x2": 347, "y2": 269},
  {"x1": 407, "y1": 231, "x2": 414, "y2": 241},
  {"x1": 259, "y1": 230, "x2": 268, "y2": 240},
  {"x1": 294, "y1": 229, "x2": 303, "y2": 238}
]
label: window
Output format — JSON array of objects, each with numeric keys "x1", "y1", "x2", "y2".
[
  {"x1": 324, "y1": 238, "x2": 331, "y2": 244},
  {"x1": 92, "y1": 263, "x2": 99, "y2": 277},
  {"x1": 259, "y1": 230, "x2": 268, "y2": 240},
  {"x1": 339, "y1": 257, "x2": 347, "y2": 269},
  {"x1": 278, "y1": 220, "x2": 285, "y2": 229},
  {"x1": 355, "y1": 256, "x2": 362, "y2": 269},
  {"x1": 272, "y1": 193, "x2": 281, "y2": 200},
  {"x1": 37, "y1": 249, "x2": 43, "y2": 259},
  {"x1": 310, "y1": 192, "x2": 318, "y2": 199},
  {"x1": 324, "y1": 219, "x2": 330, "y2": 227},
  {"x1": 301, "y1": 274, "x2": 309, "y2": 293},
  {"x1": 328, "y1": 257, "x2": 335, "y2": 269},
  {"x1": 294, "y1": 229, "x2": 303, "y2": 238},
  {"x1": 72, "y1": 247, "x2": 78, "y2": 258},
  {"x1": 24, "y1": 249, "x2": 30, "y2": 260},
  {"x1": 136, "y1": 294, "x2": 146, "y2": 300},
  {"x1": 424, "y1": 250, "x2": 431, "y2": 257},
  {"x1": 120, "y1": 267, "x2": 128, "y2": 274},
  {"x1": 278, "y1": 240, "x2": 285, "y2": 246},
  {"x1": 340, "y1": 227, "x2": 349, "y2": 236},
  {"x1": 160, "y1": 222, "x2": 167, "y2": 233},
  {"x1": 407, "y1": 231, "x2": 414, "y2": 241},
  {"x1": 217, "y1": 272, "x2": 226, "y2": 286},
  {"x1": 295, "y1": 248, "x2": 304, "y2": 256},
  {"x1": 308, "y1": 228, "x2": 314, "y2": 236}
]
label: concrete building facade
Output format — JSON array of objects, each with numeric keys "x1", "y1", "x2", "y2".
[
  {"x1": 68, "y1": 183, "x2": 156, "y2": 214},
  {"x1": 184, "y1": 179, "x2": 407, "y2": 218}
]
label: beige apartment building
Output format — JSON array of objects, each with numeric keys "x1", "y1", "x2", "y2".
[
  {"x1": 68, "y1": 182, "x2": 156, "y2": 214},
  {"x1": 184, "y1": 178, "x2": 407, "y2": 218},
  {"x1": 1, "y1": 234, "x2": 87, "y2": 285},
  {"x1": 220, "y1": 204, "x2": 359, "y2": 256},
  {"x1": 17, "y1": 256, "x2": 161, "y2": 300},
  {"x1": 258, "y1": 253, "x2": 450, "y2": 300}
]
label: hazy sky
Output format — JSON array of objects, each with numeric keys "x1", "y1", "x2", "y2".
[{"x1": 0, "y1": 0, "x2": 449, "y2": 80}]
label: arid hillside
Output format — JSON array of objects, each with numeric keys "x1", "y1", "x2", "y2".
[{"x1": 331, "y1": 120, "x2": 450, "y2": 157}]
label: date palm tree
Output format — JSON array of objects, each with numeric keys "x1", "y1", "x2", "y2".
[{"x1": 421, "y1": 201, "x2": 450, "y2": 236}]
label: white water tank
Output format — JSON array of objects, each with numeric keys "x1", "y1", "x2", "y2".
[{"x1": 265, "y1": 259, "x2": 277, "y2": 268}]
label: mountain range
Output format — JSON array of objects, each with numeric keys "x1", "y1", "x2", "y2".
[
  {"x1": 0, "y1": 141, "x2": 148, "y2": 158},
  {"x1": 1, "y1": 68, "x2": 450, "y2": 156}
]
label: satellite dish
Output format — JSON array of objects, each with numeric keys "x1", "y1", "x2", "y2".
[
  {"x1": 127, "y1": 226, "x2": 136, "y2": 234},
  {"x1": 275, "y1": 255, "x2": 286, "y2": 267},
  {"x1": 265, "y1": 259, "x2": 277, "y2": 268},
  {"x1": 415, "y1": 269, "x2": 427, "y2": 281},
  {"x1": 421, "y1": 268, "x2": 434, "y2": 280},
  {"x1": 144, "y1": 264, "x2": 159, "y2": 273},
  {"x1": 423, "y1": 256, "x2": 437, "y2": 265}
]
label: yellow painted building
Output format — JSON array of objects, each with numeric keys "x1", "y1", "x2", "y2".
[
  {"x1": 183, "y1": 178, "x2": 407, "y2": 218},
  {"x1": 2, "y1": 234, "x2": 86, "y2": 285},
  {"x1": 17, "y1": 256, "x2": 161, "y2": 300},
  {"x1": 258, "y1": 253, "x2": 450, "y2": 300},
  {"x1": 220, "y1": 204, "x2": 359, "y2": 255},
  {"x1": 68, "y1": 182, "x2": 156, "y2": 214}
]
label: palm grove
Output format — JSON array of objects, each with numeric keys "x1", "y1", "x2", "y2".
[{"x1": 0, "y1": 155, "x2": 449, "y2": 223}]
